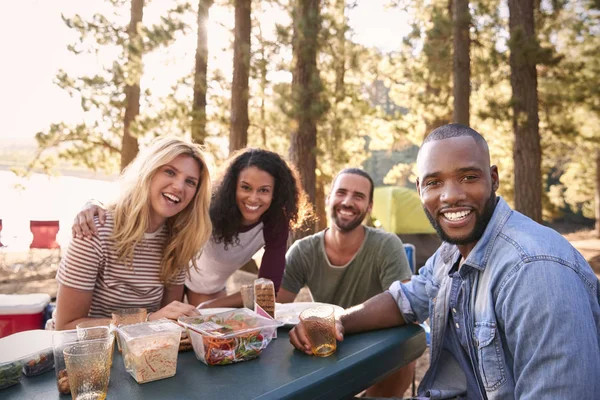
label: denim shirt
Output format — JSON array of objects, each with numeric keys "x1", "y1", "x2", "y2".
[{"x1": 388, "y1": 197, "x2": 600, "y2": 399}]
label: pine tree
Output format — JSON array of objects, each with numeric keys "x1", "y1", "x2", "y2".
[
  {"x1": 452, "y1": 0, "x2": 471, "y2": 125},
  {"x1": 508, "y1": 0, "x2": 542, "y2": 222},
  {"x1": 32, "y1": 0, "x2": 190, "y2": 173},
  {"x1": 192, "y1": 0, "x2": 214, "y2": 144},
  {"x1": 229, "y1": 0, "x2": 252, "y2": 153},
  {"x1": 289, "y1": 0, "x2": 326, "y2": 232}
]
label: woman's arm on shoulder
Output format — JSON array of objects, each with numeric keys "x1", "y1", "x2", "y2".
[{"x1": 71, "y1": 199, "x2": 107, "y2": 239}]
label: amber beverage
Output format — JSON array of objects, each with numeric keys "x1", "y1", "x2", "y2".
[{"x1": 299, "y1": 305, "x2": 337, "y2": 357}]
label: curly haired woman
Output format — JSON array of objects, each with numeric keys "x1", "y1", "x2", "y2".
[
  {"x1": 56, "y1": 137, "x2": 212, "y2": 329},
  {"x1": 71, "y1": 148, "x2": 311, "y2": 309}
]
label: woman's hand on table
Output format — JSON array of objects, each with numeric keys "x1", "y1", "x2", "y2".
[
  {"x1": 289, "y1": 318, "x2": 344, "y2": 355},
  {"x1": 150, "y1": 301, "x2": 200, "y2": 321},
  {"x1": 72, "y1": 200, "x2": 106, "y2": 239}
]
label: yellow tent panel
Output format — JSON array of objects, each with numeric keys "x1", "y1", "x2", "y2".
[{"x1": 371, "y1": 186, "x2": 436, "y2": 235}]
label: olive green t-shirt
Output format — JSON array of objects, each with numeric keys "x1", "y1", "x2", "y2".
[{"x1": 281, "y1": 226, "x2": 412, "y2": 309}]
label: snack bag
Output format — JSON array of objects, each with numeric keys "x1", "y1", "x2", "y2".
[{"x1": 253, "y1": 278, "x2": 277, "y2": 339}]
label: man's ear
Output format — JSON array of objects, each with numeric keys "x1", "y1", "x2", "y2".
[
  {"x1": 490, "y1": 165, "x2": 499, "y2": 191},
  {"x1": 416, "y1": 178, "x2": 422, "y2": 197}
]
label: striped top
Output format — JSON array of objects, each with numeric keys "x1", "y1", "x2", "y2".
[{"x1": 56, "y1": 212, "x2": 185, "y2": 318}]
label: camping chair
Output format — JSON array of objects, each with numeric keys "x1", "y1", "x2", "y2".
[
  {"x1": 28, "y1": 220, "x2": 61, "y2": 268},
  {"x1": 403, "y1": 243, "x2": 417, "y2": 274},
  {"x1": 404, "y1": 243, "x2": 431, "y2": 397}
]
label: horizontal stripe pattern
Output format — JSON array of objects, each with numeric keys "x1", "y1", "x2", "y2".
[{"x1": 56, "y1": 213, "x2": 185, "y2": 318}]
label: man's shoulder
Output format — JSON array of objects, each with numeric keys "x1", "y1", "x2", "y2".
[
  {"x1": 289, "y1": 230, "x2": 324, "y2": 253},
  {"x1": 500, "y1": 211, "x2": 574, "y2": 257},
  {"x1": 364, "y1": 226, "x2": 403, "y2": 247}
]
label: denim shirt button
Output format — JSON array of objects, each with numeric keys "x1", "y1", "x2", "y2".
[
  {"x1": 455, "y1": 323, "x2": 460, "y2": 329},
  {"x1": 452, "y1": 307, "x2": 457, "y2": 314}
]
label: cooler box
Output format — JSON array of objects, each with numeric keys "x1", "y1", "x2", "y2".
[{"x1": 0, "y1": 294, "x2": 51, "y2": 338}]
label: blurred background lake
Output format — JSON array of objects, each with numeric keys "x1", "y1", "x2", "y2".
[{"x1": 0, "y1": 169, "x2": 118, "y2": 252}]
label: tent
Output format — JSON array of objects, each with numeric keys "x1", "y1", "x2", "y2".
[
  {"x1": 371, "y1": 186, "x2": 441, "y2": 269},
  {"x1": 371, "y1": 186, "x2": 435, "y2": 235}
]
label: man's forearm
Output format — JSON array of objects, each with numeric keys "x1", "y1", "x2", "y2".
[{"x1": 341, "y1": 292, "x2": 405, "y2": 335}]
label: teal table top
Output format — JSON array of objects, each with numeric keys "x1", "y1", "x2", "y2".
[{"x1": 3, "y1": 324, "x2": 426, "y2": 400}]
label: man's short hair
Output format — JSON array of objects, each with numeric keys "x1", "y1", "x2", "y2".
[
  {"x1": 331, "y1": 168, "x2": 375, "y2": 203},
  {"x1": 422, "y1": 124, "x2": 488, "y2": 150}
]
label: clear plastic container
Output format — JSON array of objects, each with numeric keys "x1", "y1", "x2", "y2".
[
  {"x1": 116, "y1": 320, "x2": 181, "y2": 384},
  {"x1": 0, "y1": 329, "x2": 55, "y2": 379},
  {"x1": 0, "y1": 359, "x2": 23, "y2": 390},
  {"x1": 21, "y1": 348, "x2": 54, "y2": 377},
  {"x1": 179, "y1": 309, "x2": 282, "y2": 366}
]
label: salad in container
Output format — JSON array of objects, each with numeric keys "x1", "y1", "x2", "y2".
[
  {"x1": 116, "y1": 320, "x2": 181, "y2": 384},
  {"x1": 179, "y1": 309, "x2": 282, "y2": 366}
]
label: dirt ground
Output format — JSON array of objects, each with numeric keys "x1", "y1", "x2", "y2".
[{"x1": 1, "y1": 229, "x2": 598, "y2": 398}]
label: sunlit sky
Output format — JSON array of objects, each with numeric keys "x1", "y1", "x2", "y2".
[{"x1": 0, "y1": 0, "x2": 410, "y2": 141}]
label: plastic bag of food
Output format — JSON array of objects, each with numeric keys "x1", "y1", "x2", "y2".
[{"x1": 179, "y1": 309, "x2": 282, "y2": 366}]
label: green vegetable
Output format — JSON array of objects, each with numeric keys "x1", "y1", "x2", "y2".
[{"x1": 0, "y1": 361, "x2": 22, "y2": 390}]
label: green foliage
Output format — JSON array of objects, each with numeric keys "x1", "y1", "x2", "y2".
[{"x1": 30, "y1": 0, "x2": 192, "y2": 175}]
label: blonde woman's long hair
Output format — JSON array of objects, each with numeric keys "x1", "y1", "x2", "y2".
[{"x1": 109, "y1": 136, "x2": 212, "y2": 283}]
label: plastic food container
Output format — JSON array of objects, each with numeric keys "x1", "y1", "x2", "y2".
[
  {"x1": 0, "y1": 294, "x2": 51, "y2": 338},
  {"x1": 0, "y1": 360, "x2": 23, "y2": 390},
  {"x1": 179, "y1": 309, "x2": 282, "y2": 366},
  {"x1": 0, "y1": 329, "x2": 55, "y2": 388},
  {"x1": 116, "y1": 320, "x2": 181, "y2": 384},
  {"x1": 22, "y1": 348, "x2": 54, "y2": 377}
]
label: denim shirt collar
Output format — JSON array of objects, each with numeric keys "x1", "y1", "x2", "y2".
[{"x1": 440, "y1": 196, "x2": 513, "y2": 272}]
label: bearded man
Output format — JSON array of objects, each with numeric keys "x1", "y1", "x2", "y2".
[
  {"x1": 289, "y1": 124, "x2": 600, "y2": 399},
  {"x1": 278, "y1": 168, "x2": 415, "y2": 397}
]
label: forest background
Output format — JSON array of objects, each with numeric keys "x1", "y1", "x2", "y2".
[{"x1": 1, "y1": 0, "x2": 599, "y2": 237}]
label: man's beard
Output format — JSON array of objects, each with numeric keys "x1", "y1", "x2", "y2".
[
  {"x1": 331, "y1": 205, "x2": 367, "y2": 233},
  {"x1": 424, "y1": 191, "x2": 497, "y2": 245}
]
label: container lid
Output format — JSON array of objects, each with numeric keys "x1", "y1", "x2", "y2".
[
  {"x1": 178, "y1": 309, "x2": 282, "y2": 339},
  {"x1": 0, "y1": 294, "x2": 51, "y2": 315},
  {"x1": 0, "y1": 329, "x2": 55, "y2": 364},
  {"x1": 116, "y1": 320, "x2": 181, "y2": 341}
]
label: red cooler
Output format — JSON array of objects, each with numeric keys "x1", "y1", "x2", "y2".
[{"x1": 0, "y1": 294, "x2": 51, "y2": 338}]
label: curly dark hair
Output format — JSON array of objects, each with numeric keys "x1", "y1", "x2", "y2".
[{"x1": 210, "y1": 148, "x2": 312, "y2": 247}]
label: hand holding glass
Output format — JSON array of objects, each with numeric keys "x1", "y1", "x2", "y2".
[{"x1": 299, "y1": 305, "x2": 337, "y2": 357}]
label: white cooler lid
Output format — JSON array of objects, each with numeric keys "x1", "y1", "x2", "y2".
[
  {"x1": 0, "y1": 329, "x2": 55, "y2": 364},
  {"x1": 0, "y1": 294, "x2": 51, "y2": 315}
]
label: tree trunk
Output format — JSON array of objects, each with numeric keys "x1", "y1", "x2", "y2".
[
  {"x1": 508, "y1": 0, "x2": 542, "y2": 222},
  {"x1": 595, "y1": 148, "x2": 600, "y2": 237},
  {"x1": 192, "y1": 0, "x2": 213, "y2": 144},
  {"x1": 452, "y1": 0, "x2": 470, "y2": 125},
  {"x1": 229, "y1": 0, "x2": 252, "y2": 154},
  {"x1": 290, "y1": 0, "x2": 322, "y2": 235},
  {"x1": 120, "y1": 0, "x2": 144, "y2": 171}
]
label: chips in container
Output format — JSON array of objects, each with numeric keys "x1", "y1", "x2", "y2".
[
  {"x1": 178, "y1": 309, "x2": 282, "y2": 366},
  {"x1": 116, "y1": 320, "x2": 181, "y2": 384}
]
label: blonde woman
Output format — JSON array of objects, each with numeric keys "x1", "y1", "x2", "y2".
[{"x1": 55, "y1": 137, "x2": 212, "y2": 330}]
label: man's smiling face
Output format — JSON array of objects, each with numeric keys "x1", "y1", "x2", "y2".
[
  {"x1": 327, "y1": 173, "x2": 372, "y2": 233},
  {"x1": 416, "y1": 136, "x2": 499, "y2": 252}
]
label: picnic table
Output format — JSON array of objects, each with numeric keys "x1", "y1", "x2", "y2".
[{"x1": 3, "y1": 324, "x2": 426, "y2": 400}]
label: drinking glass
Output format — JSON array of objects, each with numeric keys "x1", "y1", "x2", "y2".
[
  {"x1": 52, "y1": 327, "x2": 111, "y2": 396},
  {"x1": 63, "y1": 339, "x2": 113, "y2": 400},
  {"x1": 299, "y1": 305, "x2": 337, "y2": 357},
  {"x1": 111, "y1": 308, "x2": 147, "y2": 352}
]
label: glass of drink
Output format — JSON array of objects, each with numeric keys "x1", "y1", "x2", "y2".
[
  {"x1": 52, "y1": 327, "x2": 111, "y2": 396},
  {"x1": 76, "y1": 321, "x2": 114, "y2": 366},
  {"x1": 111, "y1": 308, "x2": 147, "y2": 352},
  {"x1": 299, "y1": 305, "x2": 337, "y2": 357},
  {"x1": 63, "y1": 340, "x2": 113, "y2": 400}
]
